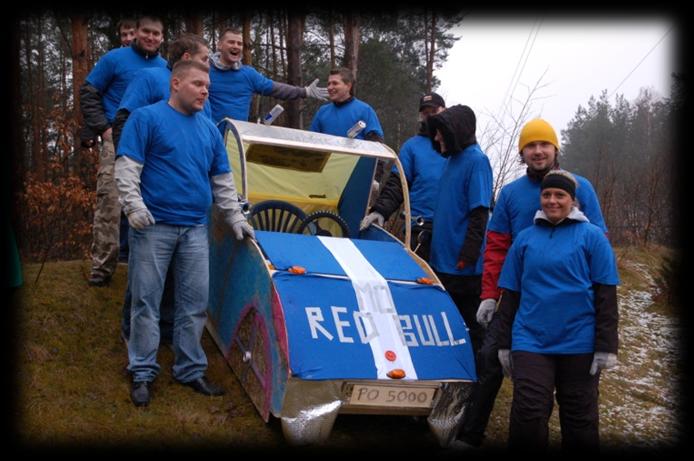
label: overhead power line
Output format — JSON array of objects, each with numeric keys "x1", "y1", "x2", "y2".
[
  {"x1": 609, "y1": 26, "x2": 673, "y2": 98},
  {"x1": 496, "y1": 17, "x2": 543, "y2": 122}
]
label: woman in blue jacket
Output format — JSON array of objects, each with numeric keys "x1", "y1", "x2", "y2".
[{"x1": 494, "y1": 169, "x2": 619, "y2": 451}]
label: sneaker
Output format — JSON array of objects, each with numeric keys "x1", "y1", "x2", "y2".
[{"x1": 130, "y1": 381, "x2": 152, "y2": 407}]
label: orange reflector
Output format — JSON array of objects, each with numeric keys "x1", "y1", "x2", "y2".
[
  {"x1": 387, "y1": 369, "x2": 406, "y2": 379},
  {"x1": 288, "y1": 265, "x2": 306, "y2": 275},
  {"x1": 416, "y1": 277, "x2": 434, "y2": 285},
  {"x1": 385, "y1": 350, "x2": 396, "y2": 361}
]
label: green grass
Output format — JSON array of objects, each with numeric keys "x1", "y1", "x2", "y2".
[{"x1": 15, "y1": 247, "x2": 682, "y2": 450}]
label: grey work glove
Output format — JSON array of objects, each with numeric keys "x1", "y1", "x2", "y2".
[
  {"x1": 360, "y1": 211, "x2": 385, "y2": 231},
  {"x1": 498, "y1": 349, "x2": 512, "y2": 378},
  {"x1": 231, "y1": 220, "x2": 255, "y2": 241},
  {"x1": 127, "y1": 207, "x2": 155, "y2": 230},
  {"x1": 114, "y1": 155, "x2": 154, "y2": 230},
  {"x1": 589, "y1": 351, "x2": 617, "y2": 376},
  {"x1": 304, "y1": 78, "x2": 328, "y2": 101},
  {"x1": 476, "y1": 298, "x2": 497, "y2": 328},
  {"x1": 211, "y1": 172, "x2": 255, "y2": 240}
]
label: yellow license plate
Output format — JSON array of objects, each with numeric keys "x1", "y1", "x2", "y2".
[{"x1": 348, "y1": 384, "x2": 437, "y2": 408}]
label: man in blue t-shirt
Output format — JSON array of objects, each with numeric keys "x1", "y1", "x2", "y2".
[
  {"x1": 426, "y1": 105, "x2": 494, "y2": 359},
  {"x1": 80, "y1": 15, "x2": 167, "y2": 287},
  {"x1": 115, "y1": 60, "x2": 255, "y2": 407},
  {"x1": 359, "y1": 92, "x2": 447, "y2": 261},
  {"x1": 112, "y1": 33, "x2": 212, "y2": 348},
  {"x1": 310, "y1": 67, "x2": 387, "y2": 185},
  {"x1": 208, "y1": 28, "x2": 327, "y2": 125}
]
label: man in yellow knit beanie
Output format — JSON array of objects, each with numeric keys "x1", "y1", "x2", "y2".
[{"x1": 518, "y1": 118, "x2": 560, "y2": 153}]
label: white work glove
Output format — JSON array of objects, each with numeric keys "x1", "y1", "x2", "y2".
[
  {"x1": 115, "y1": 155, "x2": 154, "y2": 230},
  {"x1": 304, "y1": 78, "x2": 328, "y2": 101},
  {"x1": 127, "y1": 207, "x2": 155, "y2": 230},
  {"x1": 231, "y1": 219, "x2": 255, "y2": 241},
  {"x1": 360, "y1": 211, "x2": 385, "y2": 230},
  {"x1": 476, "y1": 298, "x2": 497, "y2": 327},
  {"x1": 371, "y1": 179, "x2": 380, "y2": 195},
  {"x1": 589, "y1": 352, "x2": 617, "y2": 376},
  {"x1": 498, "y1": 349, "x2": 512, "y2": 378}
]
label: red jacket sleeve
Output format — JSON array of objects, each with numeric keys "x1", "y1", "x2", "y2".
[{"x1": 480, "y1": 230, "x2": 512, "y2": 300}]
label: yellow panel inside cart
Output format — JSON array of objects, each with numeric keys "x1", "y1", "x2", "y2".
[{"x1": 226, "y1": 138, "x2": 358, "y2": 216}]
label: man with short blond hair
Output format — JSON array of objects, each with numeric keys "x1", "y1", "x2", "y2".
[
  {"x1": 112, "y1": 33, "x2": 213, "y2": 346},
  {"x1": 115, "y1": 60, "x2": 254, "y2": 406}
]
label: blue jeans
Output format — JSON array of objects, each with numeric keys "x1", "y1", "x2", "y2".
[
  {"x1": 121, "y1": 265, "x2": 175, "y2": 344},
  {"x1": 127, "y1": 223, "x2": 210, "y2": 383}
]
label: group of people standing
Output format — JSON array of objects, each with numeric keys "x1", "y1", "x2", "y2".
[
  {"x1": 80, "y1": 16, "x2": 383, "y2": 408},
  {"x1": 80, "y1": 14, "x2": 620, "y2": 451},
  {"x1": 363, "y1": 94, "x2": 619, "y2": 451}
]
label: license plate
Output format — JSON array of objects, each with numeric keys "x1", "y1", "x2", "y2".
[{"x1": 347, "y1": 383, "x2": 437, "y2": 408}]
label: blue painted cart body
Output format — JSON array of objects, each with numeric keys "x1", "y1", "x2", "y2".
[{"x1": 207, "y1": 120, "x2": 476, "y2": 445}]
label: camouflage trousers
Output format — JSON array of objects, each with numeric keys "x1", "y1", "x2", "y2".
[{"x1": 90, "y1": 138, "x2": 121, "y2": 280}]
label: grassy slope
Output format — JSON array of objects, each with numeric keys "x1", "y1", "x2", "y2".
[{"x1": 15, "y1": 246, "x2": 681, "y2": 450}]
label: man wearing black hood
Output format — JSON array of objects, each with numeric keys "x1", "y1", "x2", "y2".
[
  {"x1": 426, "y1": 105, "x2": 493, "y2": 359},
  {"x1": 359, "y1": 92, "x2": 446, "y2": 261},
  {"x1": 80, "y1": 16, "x2": 167, "y2": 287}
]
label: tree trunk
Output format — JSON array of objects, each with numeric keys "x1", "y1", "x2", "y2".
[
  {"x1": 11, "y1": 19, "x2": 24, "y2": 229},
  {"x1": 71, "y1": 14, "x2": 91, "y2": 180},
  {"x1": 22, "y1": 20, "x2": 33, "y2": 177},
  {"x1": 242, "y1": 14, "x2": 252, "y2": 65},
  {"x1": 270, "y1": 12, "x2": 278, "y2": 78},
  {"x1": 342, "y1": 13, "x2": 360, "y2": 92},
  {"x1": 35, "y1": 15, "x2": 46, "y2": 181},
  {"x1": 425, "y1": 12, "x2": 436, "y2": 93},
  {"x1": 185, "y1": 14, "x2": 203, "y2": 35},
  {"x1": 279, "y1": 13, "x2": 287, "y2": 79},
  {"x1": 286, "y1": 12, "x2": 304, "y2": 129},
  {"x1": 328, "y1": 13, "x2": 336, "y2": 68}
]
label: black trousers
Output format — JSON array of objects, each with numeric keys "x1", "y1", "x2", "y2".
[
  {"x1": 509, "y1": 351, "x2": 600, "y2": 452},
  {"x1": 458, "y1": 312, "x2": 505, "y2": 446},
  {"x1": 435, "y1": 273, "x2": 484, "y2": 359}
]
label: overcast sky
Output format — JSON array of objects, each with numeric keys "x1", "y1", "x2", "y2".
[{"x1": 435, "y1": 15, "x2": 676, "y2": 148}]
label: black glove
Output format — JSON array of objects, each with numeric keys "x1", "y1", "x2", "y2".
[{"x1": 80, "y1": 126, "x2": 98, "y2": 148}]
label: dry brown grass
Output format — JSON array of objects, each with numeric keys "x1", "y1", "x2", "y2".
[{"x1": 14, "y1": 249, "x2": 683, "y2": 452}]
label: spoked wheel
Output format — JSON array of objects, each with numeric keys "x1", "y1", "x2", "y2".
[
  {"x1": 298, "y1": 211, "x2": 350, "y2": 238},
  {"x1": 248, "y1": 200, "x2": 307, "y2": 233}
]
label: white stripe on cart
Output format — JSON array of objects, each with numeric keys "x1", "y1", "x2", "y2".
[{"x1": 317, "y1": 236, "x2": 417, "y2": 380}]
